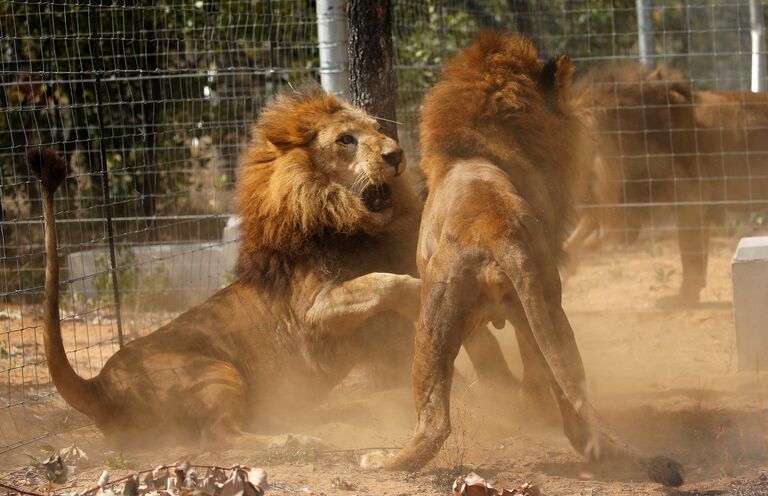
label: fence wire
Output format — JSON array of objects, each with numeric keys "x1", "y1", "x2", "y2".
[{"x1": 0, "y1": 0, "x2": 765, "y2": 464}]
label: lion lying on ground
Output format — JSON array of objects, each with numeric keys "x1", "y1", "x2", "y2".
[
  {"x1": 385, "y1": 33, "x2": 683, "y2": 487},
  {"x1": 565, "y1": 64, "x2": 768, "y2": 304},
  {"x1": 35, "y1": 87, "x2": 514, "y2": 447}
]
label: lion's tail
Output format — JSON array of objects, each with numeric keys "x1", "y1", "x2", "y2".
[
  {"x1": 29, "y1": 148, "x2": 99, "y2": 418},
  {"x1": 490, "y1": 219, "x2": 684, "y2": 488}
]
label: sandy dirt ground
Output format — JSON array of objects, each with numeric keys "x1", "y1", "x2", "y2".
[{"x1": 1, "y1": 234, "x2": 768, "y2": 495}]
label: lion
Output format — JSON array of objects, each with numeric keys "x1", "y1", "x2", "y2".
[
  {"x1": 34, "y1": 87, "x2": 516, "y2": 448},
  {"x1": 564, "y1": 64, "x2": 704, "y2": 304},
  {"x1": 384, "y1": 33, "x2": 684, "y2": 487},
  {"x1": 692, "y1": 89, "x2": 768, "y2": 219},
  {"x1": 565, "y1": 65, "x2": 768, "y2": 304}
]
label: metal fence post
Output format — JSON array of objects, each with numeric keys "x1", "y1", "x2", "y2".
[
  {"x1": 88, "y1": 2, "x2": 125, "y2": 348},
  {"x1": 317, "y1": 0, "x2": 350, "y2": 99},
  {"x1": 750, "y1": 0, "x2": 766, "y2": 92},
  {"x1": 636, "y1": 0, "x2": 654, "y2": 66}
]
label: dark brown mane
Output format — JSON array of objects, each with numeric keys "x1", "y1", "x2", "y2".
[{"x1": 571, "y1": 63, "x2": 694, "y2": 145}]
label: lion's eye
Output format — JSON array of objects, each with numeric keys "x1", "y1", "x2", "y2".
[{"x1": 337, "y1": 134, "x2": 357, "y2": 146}]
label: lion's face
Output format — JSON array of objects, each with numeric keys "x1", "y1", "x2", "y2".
[
  {"x1": 309, "y1": 107, "x2": 405, "y2": 220},
  {"x1": 236, "y1": 88, "x2": 413, "y2": 264}
]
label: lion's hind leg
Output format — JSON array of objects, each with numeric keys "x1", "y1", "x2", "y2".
[
  {"x1": 462, "y1": 323, "x2": 521, "y2": 395},
  {"x1": 186, "y1": 360, "x2": 265, "y2": 449},
  {"x1": 387, "y1": 252, "x2": 483, "y2": 471}
]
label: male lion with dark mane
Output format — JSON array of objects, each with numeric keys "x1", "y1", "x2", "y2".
[
  {"x1": 565, "y1": 65, "x2": 768, "y2": 305},
  {"x1": 33, "y1": 88, "x2": 428, "y2": 447},
  {"x1": 564, "y1": 64, "x2": 702, "y2": 304},
  {"x1": 386, "y1": 33, "x2": 684, "y2": 487}
]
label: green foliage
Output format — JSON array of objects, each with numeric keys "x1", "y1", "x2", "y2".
[
  {"x1": 394, "y1": 2, "x2": 484, "y2": 117},
  {"x1": 0, "y1": 1, "x2": 319, "y2": 301},
  {"x1": 391, "y1": 0, "x2": 648, "y2": 146},
  {"x1": 653, "y1": 266, "x2": 676, "y2": 286},
  {"x1": 0, "y1": 0, "x2": 318, "y2": 225},
  {"x1": 105, "y1": 452, "x2": 134, "y2": 470}
]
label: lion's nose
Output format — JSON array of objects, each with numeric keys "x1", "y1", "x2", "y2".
[{"x1": 382, "y1": 148, "x2": 403, "y2": 174}]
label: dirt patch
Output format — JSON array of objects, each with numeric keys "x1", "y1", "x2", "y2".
[{"x1": 2, "y1": 235, "x2": 768, "y2": 495}]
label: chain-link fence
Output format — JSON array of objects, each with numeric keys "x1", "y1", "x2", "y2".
[{"x1": 0, "y1": 0, "x2": 766, "y2": 465}]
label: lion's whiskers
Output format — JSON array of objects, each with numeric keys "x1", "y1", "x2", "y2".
[
  {"x1": 350, "y1": 172, "x2": 371, "y2": 196},
  {"x1": 371, "y1": 115, "x2": 404, "y2": 126}
]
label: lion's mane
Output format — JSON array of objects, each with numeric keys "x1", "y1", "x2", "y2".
[
  {"x1": 235, "y1": 86, "x2": 417, "y2": 288},
  {"x1": 419, "y1": 31, "x2": 586, "y2": 257}
]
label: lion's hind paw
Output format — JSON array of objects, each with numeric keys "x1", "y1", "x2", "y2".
[{"x1": 358, "y1": 449, "x2": 396, "y2": 470}]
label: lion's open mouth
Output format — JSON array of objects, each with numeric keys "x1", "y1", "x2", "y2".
[{"x1": 361, "y1": 183, "x2": 392, "y2": 213}]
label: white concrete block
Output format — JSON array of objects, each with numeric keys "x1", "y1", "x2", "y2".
[
  {"x1": 65, "y1": 216, "x2": 243, "y2": 311},
  {"x1": 66, "y1": 242, "x2": 230, "y2": 309},
  {"x1": 732, "y1": 236, "x2": 768, "y2": 371}
]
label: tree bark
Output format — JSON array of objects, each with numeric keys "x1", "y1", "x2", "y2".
[
  {"x1": 347, "y1": 0, "x2": 398, "y2": 140},
  {"x1": 137, "y1": 16, "x2": 161, "y2": 241},
  {"x1": 508, "y1": 0, "x2": 535, "y2": 38}
]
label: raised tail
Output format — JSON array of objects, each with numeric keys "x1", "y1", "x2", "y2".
[
  {"x1": 490, "y1": 217, "x2": 684, "y2": 487},
  {"x1": 29, "y1": 148, "x2": 98, "y2": 418}
]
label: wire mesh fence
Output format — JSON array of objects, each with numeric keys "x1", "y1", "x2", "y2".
[{"x1": 0, "y1": 0, "x2": 766, "y2": 464}]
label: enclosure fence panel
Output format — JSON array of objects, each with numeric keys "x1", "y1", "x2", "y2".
[{"x1": 0, "y1": 0, "x2": 766, "y2": 463}]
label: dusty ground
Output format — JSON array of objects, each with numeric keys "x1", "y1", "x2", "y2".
[{"x1": 1, "y1": 234, "x2": 768, "y2": 495}]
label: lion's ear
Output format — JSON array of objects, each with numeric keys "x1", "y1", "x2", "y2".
[
  {"x1": 540, "y1": 54, "x2": 574, "y2": 111},
  {"x1": 261, "y1": 122, "x2": 318, "y2": 150},
  {"x1": 647, "y1": 66, "x2": 665, "y2": 81}
]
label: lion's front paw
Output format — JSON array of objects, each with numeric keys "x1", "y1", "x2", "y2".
[{"x1": 358, "y1": 449, "x2": 396, "y2": 469}]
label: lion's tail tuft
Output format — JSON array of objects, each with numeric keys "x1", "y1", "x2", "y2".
[{"x1": 28, "y1": 147, "x2": 67, "y2": 195}]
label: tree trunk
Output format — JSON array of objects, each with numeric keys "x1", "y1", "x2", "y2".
[
  {"x1": 508, "y1": 0, "x2": 535, "y2": 38},
  {"x1": 347, "y1": 0, "x2": 398, "y2": 140},
  {"x1": 137, "y1": 18, "x2": 161, "y2": 241}
]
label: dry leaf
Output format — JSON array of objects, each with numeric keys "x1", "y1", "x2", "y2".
[
  {"x1": 218, "y1": 467, "x2": 262, "y2": 496},
  {"x1": 59, "y1": 444, "x2": 88, "y2": 465},
  {"x1": 452, "y1": 472, "x2": 539, "y2": 496},
  {"x1": 144, "y1": 466, "x2": 170, "y2": 491},
  {"x1": 184, "y1": 469, "x2": 199, "y2": 489},
  {"x1": 247, "y1": 468, "x2": 268, "y2": 492},
  {"x1": 98, "y1": 470, "x2": 110, "y2": 490},
  {"x1": 42, "y1": 454, "x2": 68, "y2": 484},
  {"x1": 199, "y1": 466, "x2": 228, "y2": 495},
  {"x1": 122, "y1": 474, "x2": 139, "y2": 496}
]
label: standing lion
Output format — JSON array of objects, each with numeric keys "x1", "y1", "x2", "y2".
[
  {"x1": 565, "y1": 64, "x2": 706, "y2": 304},
  {"x1": 566, "y1": 65, "x2": 768, "y2": 304},
  {"x1": 385, "y1": 33, "x2": 683, "y2": 487}
]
